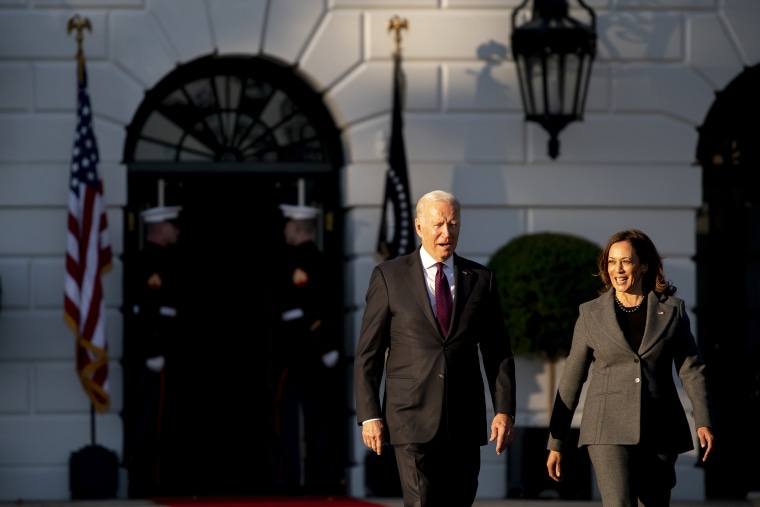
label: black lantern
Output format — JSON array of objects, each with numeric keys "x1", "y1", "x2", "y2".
[{"x1": 511, "y1": 0, "x2": 597, "y2": 159}]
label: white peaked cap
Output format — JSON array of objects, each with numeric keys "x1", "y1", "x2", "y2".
[
  {"x1": 140, "y1": 205, "x2": 183, "y2": 224},
  {"x1": 279, "y1": 204, "x2": 321, "y2": 221}
]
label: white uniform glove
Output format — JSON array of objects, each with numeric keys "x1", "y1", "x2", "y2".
[
  {"x1": 145, "y1": 355, "x2": 165, "y2": 372},
  {"x1": 321, "y1": 349, "x2": 339, "y2": 368}
]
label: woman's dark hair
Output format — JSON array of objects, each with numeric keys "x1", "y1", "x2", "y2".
[{"x1": 596, "y1": 229, "x2": 676, "y2": 296}]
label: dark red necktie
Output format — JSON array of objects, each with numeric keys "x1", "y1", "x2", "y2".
[{"x1": 435, "y1": 262, "x2": 453, "y2": 337}]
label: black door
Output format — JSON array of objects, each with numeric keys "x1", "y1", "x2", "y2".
[
  {"x1": 123, "y1": 171, "x2": 344, "y2": 496},
  {"x1": 695, "y1": 63, "x2": 760, "y2": 499}
]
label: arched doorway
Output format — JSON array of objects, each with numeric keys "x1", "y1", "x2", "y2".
[
  {"x1": 695, "y1": 63, "x2": 760, "y2": 499},
  {"x1": 121, "y1": 54, "x2": 346, "y2": 497}
]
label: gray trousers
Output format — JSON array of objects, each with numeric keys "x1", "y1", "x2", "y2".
[{"x1": 588, "y1": 444, "x2": 677, "y2": 507}]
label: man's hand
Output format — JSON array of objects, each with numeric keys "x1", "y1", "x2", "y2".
[
  {"x1": 489, "y1": 413, "x2": 515, "y2": 455},
  {"x1": 547, "y1": 450, "x2": 563, "y2": 482},
  {"x1": 362, "y1": 419, "x2": 386, "y2": 455}
]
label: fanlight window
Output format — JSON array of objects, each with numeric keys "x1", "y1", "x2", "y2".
[{"x1": 124, "y1": 55, "x2": 340, "y2": 165}]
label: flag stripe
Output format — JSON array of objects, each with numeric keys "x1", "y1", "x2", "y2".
[{"x1": 64, "y1": 60, "x2": 112, "y2": 414}]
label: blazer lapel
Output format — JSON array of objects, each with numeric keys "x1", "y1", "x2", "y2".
[
  {"x1": 594, "y1": 291, "x2": 631, "y2": 352},
  {"x1": 447, "y1": 254, "x2": 474, "y2": 340},
  {"x1": 639, "y1": 292, "x2": 673, "y2": 355},
  {"x1": 403, "y1": 250, "x2": 440, "y2": 333}
]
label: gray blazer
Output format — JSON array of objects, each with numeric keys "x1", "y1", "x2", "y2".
[{"x1": 547, "y1": 290, "x2": 713, "y2": 454}]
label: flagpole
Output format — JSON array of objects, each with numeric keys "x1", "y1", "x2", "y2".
[
  {"x1": 67, "y1": 14, "x2": 91, "y2": 86},
  {"x1": 387, "y1": 15, "x2": 408, "y2": 55},
  {"x1": 376, "y1": 16, "x2": 414, "y2": 262},
  {"x1": 90, "y1": 404, "x2": 96, "y2": 446},
  {"x1": 66, "y1": 15, "x2": 119, "y2": 499},
  {"x1": 69, "y1": 14, "x2": 102, "y2": 444}
]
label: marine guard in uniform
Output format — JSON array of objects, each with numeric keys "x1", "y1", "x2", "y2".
[
  {"x1": 125, "y1": 204, "x2": 183, "y2": 498},
  {"x1": 270, "y1": 202, "x2": 343, "y2": 494}
]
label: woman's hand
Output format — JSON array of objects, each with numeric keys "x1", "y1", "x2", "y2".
[
  {"x1": 697, "y1": 426, "x2": 715, "y2": 462},
  {"x1": 547, "y1": 450, "x2": 564, "y2": 482}
]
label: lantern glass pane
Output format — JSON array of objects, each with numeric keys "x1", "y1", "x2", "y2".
[
  {"x1": 576, "y1": 53, "x2": 593, "y2": 118},
  {"x1": 545, "y1": 52, "x2": 589, "y2": 117},
  {"x1": 517, "y1": 54, "x2": 538, "y2": 116},
  {"x1": 563, "y1": 53, "x2": 582, "y2": 116},
  {"x1": 545, "y1": 53, "x2": 562, "y2": 115},
  {"x1": 527, "y1": 55, "x2": 544, "y2": 116},
  {"x1": 565, "y1": 53, "x2": 584, "y2": 116}
]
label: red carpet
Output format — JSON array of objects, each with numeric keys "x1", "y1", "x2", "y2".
[{"x1": 153, "y1": 496, "x2": 388, "y2": 507}]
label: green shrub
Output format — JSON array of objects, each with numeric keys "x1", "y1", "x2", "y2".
[{"x1": 487, "y1": 232, "x2": 603, "y2": 362}]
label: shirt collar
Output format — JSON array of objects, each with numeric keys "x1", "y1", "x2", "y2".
[{"x1": 419, "y1": 247, "x2": 454, "y2": 271}]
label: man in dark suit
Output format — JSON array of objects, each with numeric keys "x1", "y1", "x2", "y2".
[{"x1": 354, "y1": 190, "x2": 516, "y2": 507}]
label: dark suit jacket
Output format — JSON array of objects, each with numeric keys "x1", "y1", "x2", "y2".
[
  {"x1": 354, "y1": 249, "x2": 516, "y2": 446},
  {"x1": 547, "y1": 290, "x2": 714, "y2": 454}
]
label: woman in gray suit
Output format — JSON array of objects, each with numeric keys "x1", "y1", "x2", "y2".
[{"x1": 546, "y1": 229, "x2": 715, "y2": 506}]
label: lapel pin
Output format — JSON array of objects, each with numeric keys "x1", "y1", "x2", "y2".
[{"x1": 657, "y1": 311, "x2": 664, "y2": 315}]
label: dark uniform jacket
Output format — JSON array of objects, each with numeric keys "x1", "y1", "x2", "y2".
[
  {"x1": 129, "y1": 241, "x2": 183, "y2": 366},
  {"x1": 272, "y1": 240, "x2": 341, "y2": 388}
]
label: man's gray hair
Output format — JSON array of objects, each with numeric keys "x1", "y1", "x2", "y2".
[{"x1": 416, "y1": 190, "x2": 461, "y2": 217}]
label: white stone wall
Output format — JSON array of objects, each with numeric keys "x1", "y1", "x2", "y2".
[{"x1": 0, "y1": 0, "x2": 758, "y2": 502}]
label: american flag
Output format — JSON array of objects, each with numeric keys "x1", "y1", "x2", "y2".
[
  {"x1": 63, "y1": 60, "x2": 113, "y2": 414},
  {"x1": 376, "y1": 51, "x2": 415, "y2": 262}
]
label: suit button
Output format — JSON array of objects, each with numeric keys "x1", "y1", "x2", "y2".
[
  {"x1": 634, "y1": 377, "x2": 641, "y2": 383},
  {"x1": 443, "y1": 346, "x2": 448, "y2": 351},
  {"x1": 438, "y1": 373, "x2": 445, "y2": 379},
  {"x1": 634, "y1": 358, "x2": 639, "y2": 363}
]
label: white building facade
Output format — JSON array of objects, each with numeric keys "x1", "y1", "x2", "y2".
[{"x1": 0, "y1": 0, "x2": 758, "y2": 502}]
